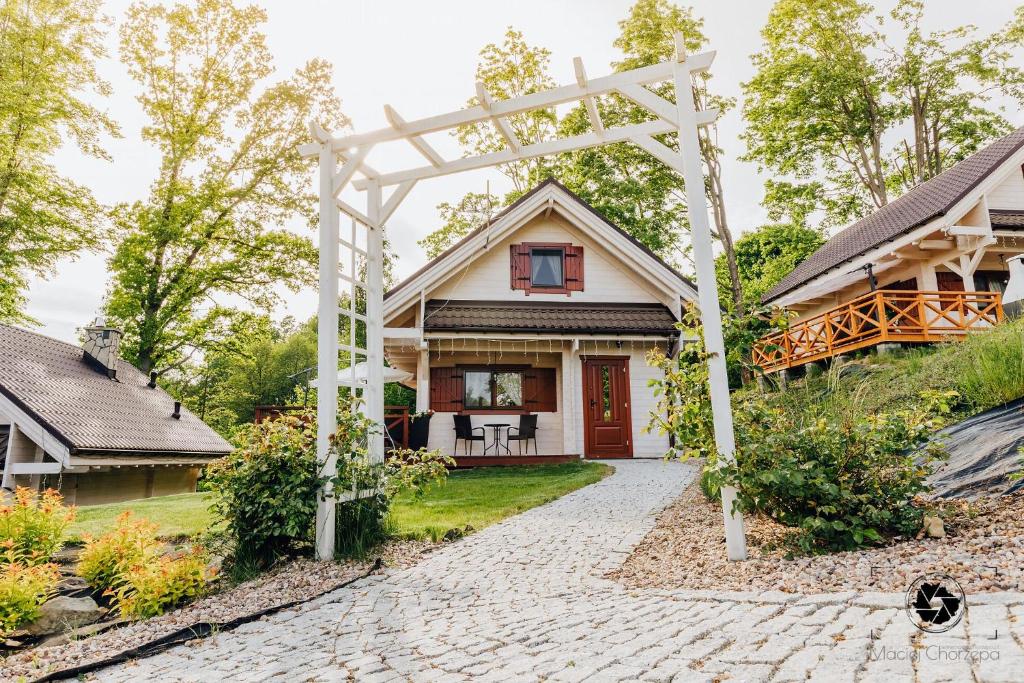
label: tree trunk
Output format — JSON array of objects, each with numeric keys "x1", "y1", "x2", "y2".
[{"x1": 699, "y1": 128, "x2": 744, "y2": 317}]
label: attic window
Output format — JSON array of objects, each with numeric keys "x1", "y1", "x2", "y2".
[{"x1": 530, "y1": 248, "x2": 564, "y2": 288}]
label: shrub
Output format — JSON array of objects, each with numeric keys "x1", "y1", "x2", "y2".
[
  {"x1": 0, "y1": 561, "x2": 59, "y2": 635},
  {"x1": 703, "y1": 402, "x2": 945, "y2": 553},
  {"x1": 648, "y1": 312, "x2": 946, "y2": 553},
  {"x1": 110, "y1": 549, "x2": 211, "y2": 619},
  {"x1": 78, "y1": 512, "x2": 161, "y2": 590},
  {"x1": 0, "y1": 487, "x2": 75, "y2": 565},
  {"x1": 205, "y1": 414, "x2": 323, "y2": 570}
]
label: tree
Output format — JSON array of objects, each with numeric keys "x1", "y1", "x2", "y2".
[
  {"x1": 455, "y1": 28, "x2": 557, "y2": 194},
  {"x1": 417, "y1": 191, "x2": 499, "y2": 259},
  {"x1": 744, "y1": 0, "x2": 1019, "y2": 228},
  {"x1": 558, "y1": 0, "x2": 745, "y2": 310},
  {"x1": 0, "y1": 0, "x2": 119, "y2": 323},
  {"x1": 104, "y1": 0, "x2": 347, "y2": 374},
  {"x1": 715, "y1": 223, "x2": 825, "y2": 310}
]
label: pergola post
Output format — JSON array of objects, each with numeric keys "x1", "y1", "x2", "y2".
[
  {"x1": 365, "y1": 179, "x2": 386, "y2": 465},
  {"x1": 315, "y1": 141, "x2": 340, "y2": 561},
  {"x1": 671, "y1": 38, "x2": 746, "y2": 561}
]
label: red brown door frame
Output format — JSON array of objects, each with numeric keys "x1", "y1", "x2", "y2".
[{"x1": 581, "y1": 356, "x2": 633, "y2": 459}]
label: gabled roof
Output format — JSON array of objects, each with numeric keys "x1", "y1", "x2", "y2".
[
  {"x1": 422, "y1": 300, "x2": 679, "y2": 336},
  {"x1": 385, "y1": 178, "x2": 696, "y2": 303},
  {"x1": 0, "y1": 324, "x2": 232, "y2": 457},
  {"x1": 764, "y1": 126, "x2": 1024, "y2": 304}
]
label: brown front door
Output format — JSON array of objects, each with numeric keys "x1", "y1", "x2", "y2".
[{"x1": 582, "y1": 357, "x2": 633, "y2": 459}]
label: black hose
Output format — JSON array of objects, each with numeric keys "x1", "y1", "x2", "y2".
[{"x1": 31, "y1": 558, "x2": 382, "y2": 683}]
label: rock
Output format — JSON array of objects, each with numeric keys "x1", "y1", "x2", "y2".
[
  {"x1": 25, "y1": 596, "x2": 105, "y2": 636},
  {"x1": 57, "y1": 576, "x2": 91, "y2": 598},
  {"x1": 916, "y1": 515, "x2": 945, "y2": 539}
]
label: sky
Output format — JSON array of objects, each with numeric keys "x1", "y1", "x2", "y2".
[{"x1": 25, "y1": 0, "x2": 1021, "y2": 343}]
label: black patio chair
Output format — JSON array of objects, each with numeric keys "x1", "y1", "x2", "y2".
[
  {"x1": 506, "y1": 414, "x2": 539, "y2": 455},
  {"x1": 453, "y1": 414, "x2": 486, "y2": 456}
]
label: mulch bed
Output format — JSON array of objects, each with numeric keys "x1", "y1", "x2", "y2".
[{"x1": 609, "y1": 483, "x2": 1024, "y2": 595}]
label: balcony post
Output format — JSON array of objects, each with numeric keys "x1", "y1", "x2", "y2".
[{"x1": 876, "y1": 291, "x2": 889, "y2": 342}]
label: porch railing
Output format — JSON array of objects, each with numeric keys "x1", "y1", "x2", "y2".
[{"x1": 752, "y1": 290, "x2": 1004, "y2": 373}]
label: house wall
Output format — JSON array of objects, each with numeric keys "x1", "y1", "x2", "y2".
[
  {"x1": 422, "y1": 342, "x2": 671, "y2": 459},
  {"x1": 53, "y1": 466, "x2": 201, "y2": 506},
  {"x1": 426, "y1": 351, "x2": 565, "y2": 455},
  {"x1": 988, "y1": 169, "x2": 1024, "y2": 209},
  {"x1": 428, "y1": 214, "x2": 673, "y2": 308}
]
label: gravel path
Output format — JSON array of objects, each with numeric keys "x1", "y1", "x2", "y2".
[{"x1": 47, "y1": 461, "x2": 1024, "y2": 682}]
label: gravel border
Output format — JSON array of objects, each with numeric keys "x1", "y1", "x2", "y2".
[
  {"x1": 609, "y1": 482, "x2": 1024, "y2": 595},
  {"x1": 1, "y1": 541, "x2": 435, "y2": 683}
]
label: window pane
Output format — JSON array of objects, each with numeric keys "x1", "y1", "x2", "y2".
[
  {"x1": 531, "y1": 248, "x2": 564, "y2": 287},
  {"x1": 601, "y1": 365, "x2": 612, "y2": 422},
  {"x1": 464, "y1": 371, "x2": 491, "y2": 408},
  {"x1": 494, "y1": 372, "x2": 523, "y2": 407}
]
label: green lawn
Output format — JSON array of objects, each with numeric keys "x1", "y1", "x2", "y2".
[
  {"x1": 64, "y1": 462, "x2": 611, "y2": 543},
  {"x1": 390, "y1": 462, "x2": 611, "y2": 541},
  {"x1": 66, "y1": 491, "x2": 217, "y2": 541}
]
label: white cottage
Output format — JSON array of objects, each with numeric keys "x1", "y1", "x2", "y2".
[{"x1": 383, "y1": 179, "x2": 697, "y2": 463}]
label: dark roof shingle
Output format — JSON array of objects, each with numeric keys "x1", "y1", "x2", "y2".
[
  {"x1": 422, "y1": 300, "x2": 679, "y2": 335},
  {"x1": 0, "y1": 324, "x2": 232, "y2": 456},
  {"x1": 764, "y1": 127, "x2": 1024, "y2": 303}
]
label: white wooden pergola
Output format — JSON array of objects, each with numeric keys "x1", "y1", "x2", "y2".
[{"x1": 299, "y1": 34, "x2": 747, "y2": 562}]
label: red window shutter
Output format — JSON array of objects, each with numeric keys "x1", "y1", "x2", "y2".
[
  {"x1": 565, "y1": 245, "x2": 584, "y2": 292},
  {"x1": 523, "y1": 368, "x2": 557, "y2": 412},
  {"x1": 429, "y1": 367, "x2": 464, "y2": 412},
  {"x1": 510, "y1": 244, "x2": 532, "y2": 291}
]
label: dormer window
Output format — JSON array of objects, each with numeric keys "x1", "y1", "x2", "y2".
[
  {"x1": 530, "y1": 247, "x2": 564, "y2": 288},
  {"x1": 510, "y1": 242, "x2": 584, "y2": 295}
]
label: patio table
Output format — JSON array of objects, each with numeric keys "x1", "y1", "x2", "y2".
[{"x1": 483, "y1": 423, "x2": 512, "y2": 455}]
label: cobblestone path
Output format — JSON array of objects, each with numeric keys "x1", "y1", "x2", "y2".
[{"x1": 92, "y1": 460, "x2": 1024, "y2": 682}]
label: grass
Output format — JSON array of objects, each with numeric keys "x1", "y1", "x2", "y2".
[
  {"x1": 66, "y1": 492, "x2": 216, "y2": 542},
  {"x1": 390, "y1": 462, "x2": 612, "y2": 541},
  {"x1": 750, "y1": 316, "x2": 1024, "y2": 421},
  {"x1": 63, "y1": 462, "x2": 611, "y2": 543}
]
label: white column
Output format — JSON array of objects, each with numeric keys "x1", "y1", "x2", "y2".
[
  {"x1": 315, "y1": 144, "x2": 340, "y2": 561},
  {"x1": 365, "y1": 179, "x2": 385, "y2": 464},
  {"x1": 919, "y1": 262, "x2": 938, "y2": 291},
  {"x1": 561, "y1": 346, "x2": 576, "y2": 456},
  {"x1": 1, "y1": 423, "x2": 18, "y2": 491},
  {"x1": 673, "y1": 37, "x2": 747, "y2": 560},
  {"x1": 416, "y1": 348, "x2": 430, "y2": 413}
]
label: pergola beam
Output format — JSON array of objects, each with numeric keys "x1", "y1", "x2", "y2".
[
  {"x1": 574, "y1": 57, "x2": 604, "y2": 136},
  {"x1": 353, "y1": 113, "x2": 716, "y2": 189},
  {"x1": 476, "y1": 82, "x2": 522, "y2": 153},
  {"x1": 384, "y1": 105, "x2": 445, "y2": 168},
  {"x1": 312, "y1": 51, "x2": 716, "y2": 154}
]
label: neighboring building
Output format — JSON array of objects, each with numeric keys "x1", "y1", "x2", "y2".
[
  {"x1": 754, "y1": 126, "x2": 1024, "y2": 373},
  {"x1": 0, "y1": 320, "x2": 232, "y2": 505},
  {"x1": 383, "y1": 179, "x2": 697, "y2": 461}
]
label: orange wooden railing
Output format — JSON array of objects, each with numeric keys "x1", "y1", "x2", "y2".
[{"x1": 752, "y1": 290, "x2": 1004, "y2": 373}]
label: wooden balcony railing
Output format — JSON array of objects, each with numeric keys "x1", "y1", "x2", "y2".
[{"x1": 752, "y1": 290, "x2": 1004, "y2": 373}]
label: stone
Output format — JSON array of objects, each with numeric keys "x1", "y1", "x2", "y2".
[
  {"x1": 26, "y1": 596, "x2": 105, "y2": 635},
  {"x1": 916, "y1": 515, "x2": 945, "y2": 539}
]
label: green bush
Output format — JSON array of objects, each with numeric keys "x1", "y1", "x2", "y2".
[
  {"x1": 77, "y1": 512, "x2": 161, "y2": 590},
  {"x1": 647, "y1": 307, "x2": 947, "y2": 553},
  {"x1": 205, "y1": 415, "x2": 323, "y2": 570},
  {"x1": 953, "y1": 317, "x2": 1024, "y2": 409},
  {"x1": 0, "y1": 561, "x2": 59, "y2": 635},
  {"x1": 0, "y1": 488, "x2": 76, "y2": 565},
  {"x1": 703, "y1": 402, "x2": 945, "y2": 552},
  {"x1": 208, "y1": 407, "x2": 453, "y2": 570}
]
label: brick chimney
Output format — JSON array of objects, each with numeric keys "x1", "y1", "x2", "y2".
[{"x1": 83, "y1": 317, "x2": 122, "y2": 379}]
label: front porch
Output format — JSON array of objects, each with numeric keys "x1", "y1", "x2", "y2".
[{"x1": 752, "y1": 289, "x2": 1004, "y2": 373}]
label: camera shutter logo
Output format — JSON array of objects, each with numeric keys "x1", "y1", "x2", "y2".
[{"x1": 905, "y1": 573, "x2": 966, "y2": 633}]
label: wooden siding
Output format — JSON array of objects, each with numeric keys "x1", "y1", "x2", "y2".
[
  {"x1": 987, "y1": 166, "x2": 1024, "y2": 210},
  {"x1": 429, "y1": 215, "x2": 670, "y2": 307}
]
